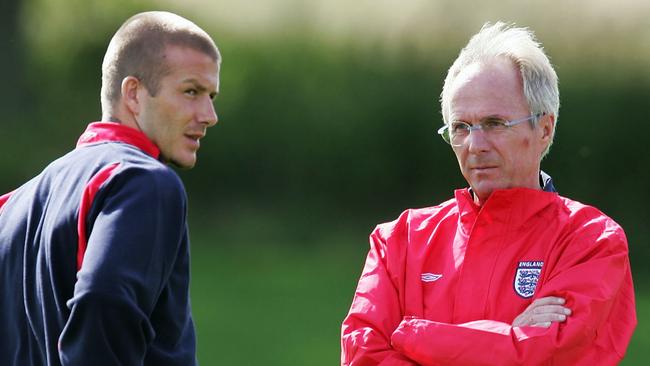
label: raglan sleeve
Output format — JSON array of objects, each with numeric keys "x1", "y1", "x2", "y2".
[
  {"x1": 58, "y1": 166, "x2": 191, "y2": 365},
  {"x1": 389, "y1": 212, "x2": 637, "y2": 366},
  {"x1": 341, "y1": 223, "x2": 418, "y2": 366}
]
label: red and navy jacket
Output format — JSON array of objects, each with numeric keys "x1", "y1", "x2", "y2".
[{"x1": 0, "y1": 122, "x2": 197, "y2": 365}]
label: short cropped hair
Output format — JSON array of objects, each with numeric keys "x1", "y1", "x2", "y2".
[
  {"x1": 101, "y1": 11, "x2": 220, "y2": 115},
  {"x1": 440, "y1": 22, "x2": 559, "y2": 157}
]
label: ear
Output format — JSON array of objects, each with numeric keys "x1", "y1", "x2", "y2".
[
  {"x1": 538, "y1": 113, "x2": 555, "y2": 152},
  {"x1": 121, "y1": 76, "x2": 144, "y2": 116}
]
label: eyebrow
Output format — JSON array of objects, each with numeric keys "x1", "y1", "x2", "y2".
[
  {"x1": 482, "y1": 114, "x2": 507, "y2": 120},
  {"x1": 181, "y1": 78, "x2": 218, "y2": 93},
  {"x1": 451, "y1": 114, "x2": 508, "y2": 123}
]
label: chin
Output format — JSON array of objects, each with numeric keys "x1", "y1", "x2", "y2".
[
  {"x1": 165, "y1": 154, "x2": 197, "y2": 169},
  {"x1": 172, "y1": 160, "x2": 197, "y2": 169}
]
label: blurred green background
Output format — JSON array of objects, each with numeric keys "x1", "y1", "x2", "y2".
[{"x1": 2, "y1": 0, "x2": 648, "y2": 364}]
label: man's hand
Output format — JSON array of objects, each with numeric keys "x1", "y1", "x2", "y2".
[{"x1": 512, "y1": 296, "x2": 572, "y2": 328}]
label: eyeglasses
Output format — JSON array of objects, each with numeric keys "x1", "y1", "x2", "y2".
[{"x1": 437, "y1": 113, "x2": 544, "y2": 147}]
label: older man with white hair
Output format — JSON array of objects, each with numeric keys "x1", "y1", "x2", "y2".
[{"x1": 341, "y1": 22, "x2": 636, "y2": 365}]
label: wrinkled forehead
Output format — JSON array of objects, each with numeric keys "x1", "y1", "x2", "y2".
[
  {"x1": 448, "y1": 59, "x2": 528, "y2": 121},
  {"x1": 450, "y1": 58, "x2": 522, "y2": 96}
]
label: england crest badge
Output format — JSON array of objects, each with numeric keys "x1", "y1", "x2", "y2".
[{"x1": 513, "y1": 261, "x2": 543, "y2": 298}]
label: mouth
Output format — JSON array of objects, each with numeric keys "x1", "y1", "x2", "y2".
[
  {"x1": 184, "y1": 132, "x2": 205, "y2": 149},
  {"x1": 470, "y1": 166, "x2": 498, "y2": 173}
]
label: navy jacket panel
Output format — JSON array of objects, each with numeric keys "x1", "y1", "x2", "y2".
[{"x1": 0, "y1": 123, "x2": 197, "y2": 366}]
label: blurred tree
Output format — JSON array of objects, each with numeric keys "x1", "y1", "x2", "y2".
[
  {"x1": 0, "y1": 0, "x2": 27, "y2": 118},
  {"x1": 4, "y1": 0, "x2": 648, "y2": 279}
]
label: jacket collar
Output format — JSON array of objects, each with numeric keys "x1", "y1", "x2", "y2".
[
  {"x1": 540, "y1": 170, "x2": 556, "y2": 192},
  {"x1": 76, "y1": 122, "x2": 160, "y2": 159},
  {"x1": 455, "y1": 186, "x2": 559, "y2": 232}
]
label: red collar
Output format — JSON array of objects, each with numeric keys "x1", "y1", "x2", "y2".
[
  {"x1": 454, "y1": 187, "x2": 559, "y2": 230},
  {"x1": 76, "y1": 122, "x2": 160, "y2": 159}
]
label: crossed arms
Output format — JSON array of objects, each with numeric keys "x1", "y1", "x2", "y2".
[{"x1": 341, "y1": 217, "x2": 636, "y2": 365}]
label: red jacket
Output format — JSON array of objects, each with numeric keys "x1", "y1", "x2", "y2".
[{"x1": 341, "y1": 188, "x2": 636, "y2": 365}]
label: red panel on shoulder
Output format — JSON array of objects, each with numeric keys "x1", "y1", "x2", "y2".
[
  {"x1": 0, "y1": 190, "x2": 15, "y2": 212},
  {"x1": 76, "y1": 163, "x2": 121, "y2": 271}
]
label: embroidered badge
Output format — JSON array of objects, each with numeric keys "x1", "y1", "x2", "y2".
[
  {"x1": 421, "y1": 273, "x2": 443, "y2": 282},
  {"x1": 513, "y1": 261, "x2": 543, "y2": 298}
]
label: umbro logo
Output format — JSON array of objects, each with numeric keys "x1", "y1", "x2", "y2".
[
  {"x1": 82, "y1": 132, "x2": 97, "y2": 140},
  {"x1": 421, "y1": 273, "x2": 443, "y2": 282}
]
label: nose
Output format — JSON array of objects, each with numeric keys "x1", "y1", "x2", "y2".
[
  {"x1": 465, "y1": 127, "x2": 491, "y2": 153},
  {"x1": 199, "y1": 97, "x2": 218, "y2": 127}
]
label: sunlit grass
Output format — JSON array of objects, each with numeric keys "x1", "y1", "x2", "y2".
[
  {"x1": 622, "y1": 288, "x2": 649, "y2": 365},
  {"x1": 190, "y1": 233, "x2": 366, "y2": 365}
]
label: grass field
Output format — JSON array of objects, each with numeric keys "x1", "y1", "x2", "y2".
[{"x1": 190, "y1": 233, "x2": 648, "y2": 365}]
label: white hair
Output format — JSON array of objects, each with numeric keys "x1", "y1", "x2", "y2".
[{"x1": 440, "y1": 22, "x2": 560, "y2": 157}]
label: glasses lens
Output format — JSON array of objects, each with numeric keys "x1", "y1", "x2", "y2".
[
  {"x1": 449, "y1": 122, "x2": 470, "y2": 146},
  {"x1": 450, "y1": 134, "x2": 464, "y2": 146},
  {"x1": 482, "y1": 118, "x2": 509, "y2": 132},
  {"x1": 438, "y1": 125, "x2": 452, "y2": 144}
]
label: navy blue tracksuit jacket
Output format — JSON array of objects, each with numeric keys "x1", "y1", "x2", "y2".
[{"x1": 0, "y1": 122, "x2": 197, "y2": 365}]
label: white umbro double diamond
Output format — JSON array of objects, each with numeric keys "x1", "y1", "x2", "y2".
[{"x1": 421, "y1": 273, "x2": 443, "y2": 282}]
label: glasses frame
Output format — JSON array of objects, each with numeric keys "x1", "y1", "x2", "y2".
[{"x1": 437, "y1": 113, "x2": 545, "y2": 147}]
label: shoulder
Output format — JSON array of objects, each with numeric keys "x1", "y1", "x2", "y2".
[
  {"x1": 116, "y1": 161, "x2": 183, "y2": 189},
  {"x1": 373, "y1": 197, "x2": 457, "y2": 242},
  {"x1": 117, "y1": 164, "x2": 185, "y2": 202},
  {"x1": 555, "y1": 195, "x2": 627, "y2": 252},
  {"x1": 60, "y1": 141, "x2": 185, "y2": 194},
  {"x1": 557, "y1": 196, "x2": 624, "y2": 234},
  {"x1": 89, "y1": 152, "x2": 187, "y2": 213}
]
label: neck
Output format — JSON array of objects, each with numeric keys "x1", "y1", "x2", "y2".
[
  {"x1": 101, "y1": 110, "x2": 141, "y2": 132},
  {"x1": 471, "y1": 178, "x2": 542, "y2": 206},
  {"x1": 473, "y1": 192, "x2": 487, "y2": 206},
  {"x1": 101, "y1": 115, "x2": 122, "y2": 123}
]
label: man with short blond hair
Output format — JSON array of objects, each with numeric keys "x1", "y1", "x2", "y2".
[
  {"x1": 341, "y1": 22, "x2": 636, "y2": 365},
  {"x1": 0, "y1": 11, "x2": 220, "y2": 365}
]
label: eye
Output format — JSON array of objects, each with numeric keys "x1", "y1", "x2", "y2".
[
  {"x1": 185, "y1": 89, "x2": 198, "y2": 97},
  {"x1": 450, "y1": 121, "x2": 471, "y2": 134},
  {"x1": 482, "y1": 118, "x2": 508, "y2": 130}
]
